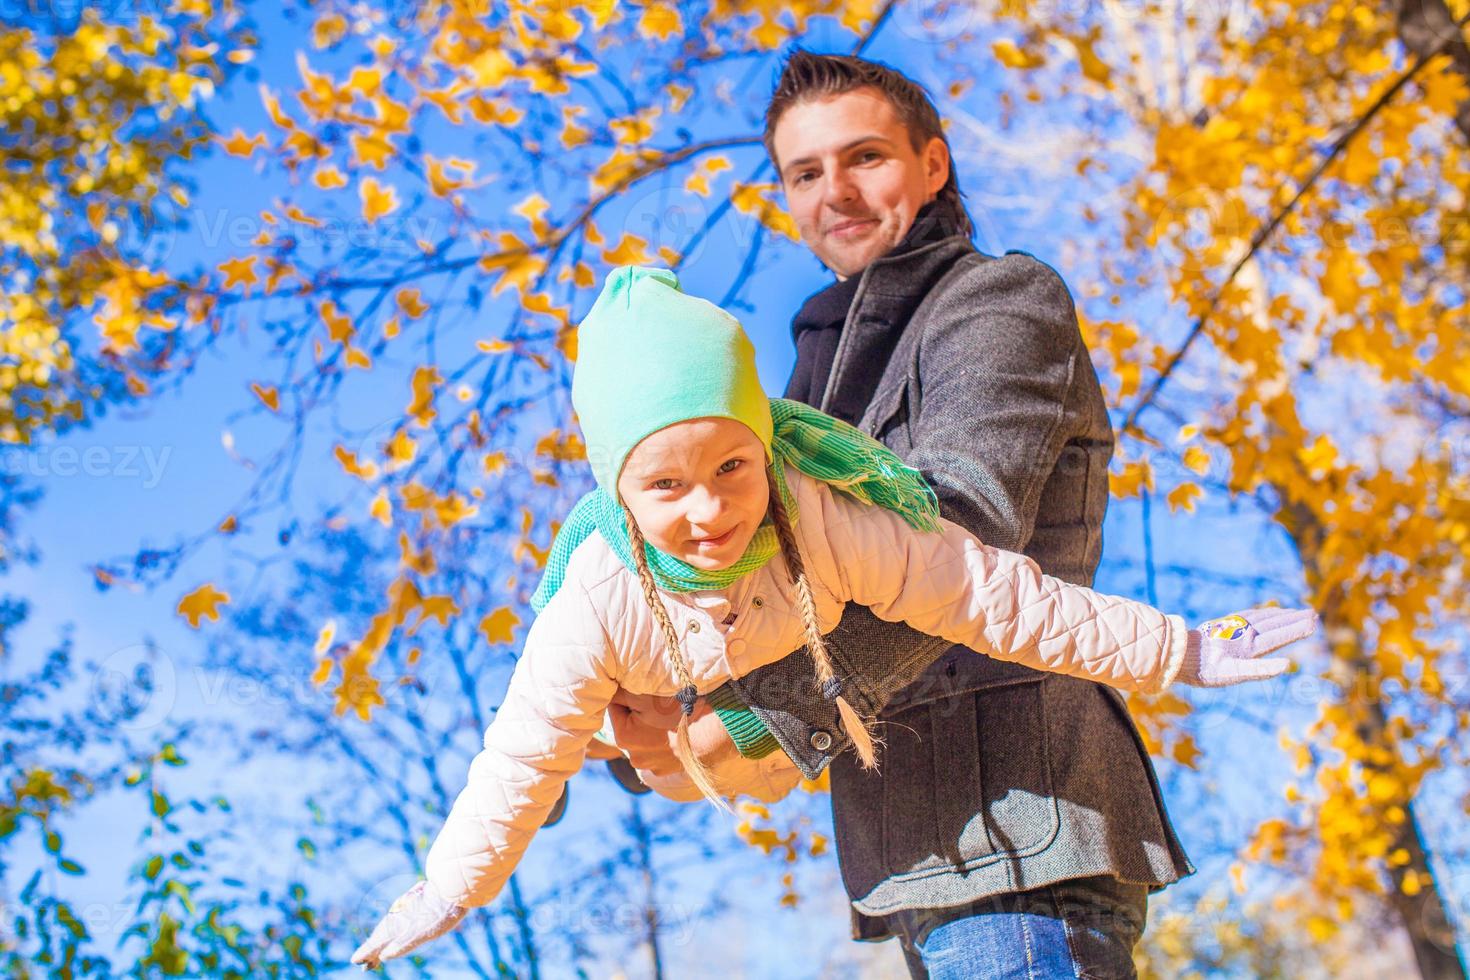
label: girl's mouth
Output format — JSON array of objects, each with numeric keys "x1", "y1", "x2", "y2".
[{"x1": 693, "y1": 526, "x2": 736, "y2": 548}]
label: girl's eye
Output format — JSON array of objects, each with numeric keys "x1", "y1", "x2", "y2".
[
  {"x1": 720, "y1": 458, "x2": 742, "y2": 474},
  {"x1": 651, "y1": 478, "x2": 677, "y2": 491}
]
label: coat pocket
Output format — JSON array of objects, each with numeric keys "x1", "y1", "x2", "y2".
[{"x1": 880, "y1": 677, "x2": 1059, "y2": 877}]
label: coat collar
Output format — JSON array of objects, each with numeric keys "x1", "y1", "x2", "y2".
[{"x1": 815, "y1": 231, "x2": 977, "y2": 416}]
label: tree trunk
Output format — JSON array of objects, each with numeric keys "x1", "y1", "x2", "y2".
[
  {"x1": 629, "y1": 798, "x2": 665, "y2": 980},
  {"x1": 1285, "y1": 501, "x2": 1467, "y2": 978},
  {"x1": 1395, "y1": 0, "x2": 1470, "y2": 140}
]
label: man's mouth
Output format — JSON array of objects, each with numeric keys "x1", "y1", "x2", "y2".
[{"x1": 828, "y1": 218, "x2": 878, "y2": 238}]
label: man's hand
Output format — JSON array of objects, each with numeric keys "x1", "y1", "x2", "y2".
[
  {"x1": 606, "y1": 690, "x2": 801, "y2": 803},
  {"x1": 607, "y1": 691, "x2": 741, "y2": 775}
]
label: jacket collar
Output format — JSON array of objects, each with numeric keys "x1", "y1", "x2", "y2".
[{"x1": 814, "y1": 208, "x2": 976, "y2": 415}]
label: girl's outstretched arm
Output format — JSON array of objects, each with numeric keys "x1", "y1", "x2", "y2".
[
  {"x1": 353, "y1": 581, "x2": 616, "y2": 966},
  {"x1": 799, "y1": 472, "x2": 1312, "y2": 695}
]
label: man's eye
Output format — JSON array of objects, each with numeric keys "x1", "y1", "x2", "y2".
[
  {"x1": 651, "y1": 479, "x2": 677, "y2": 490},
  {"x1": 860, "y1": 151, "x2": 882, "y2": 162},
  {"x1": 794, "y1": 171, "x2": 815, "y2": 184}
]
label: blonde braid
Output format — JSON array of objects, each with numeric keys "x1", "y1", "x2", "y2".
[
  {"x1": 621, "y1": 504, "x2": 730, "y2": 809},
  {"x1": 765, "y1": 463, "x2": 880, "y2": 769}
]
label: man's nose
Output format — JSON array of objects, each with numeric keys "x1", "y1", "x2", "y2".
[{"x1": 822, "y1": 165, "x2": 858, "y2": 207}]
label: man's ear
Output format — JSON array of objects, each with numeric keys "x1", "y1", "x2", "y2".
[{"x1": 923, "y1": 136, "x2": 950, "y2": 196}]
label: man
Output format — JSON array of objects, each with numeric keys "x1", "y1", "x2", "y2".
[{"x1": 609, "y1": 50, "x2": 1192, "y2": 977}]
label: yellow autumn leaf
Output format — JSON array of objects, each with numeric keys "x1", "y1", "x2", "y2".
[
  {"x1": 1109, "y1": 459, "x2": 1154, "y2": 499},
  {"x1": 334, "y1": 444, "x2": 379, "y2": 480},
  {"x1": 177, "y1": 584, "x2": 230, "y2": 628},
  {"x1": 601, "y1": 232, "x2": 655, "y2": 266},
  {"x1": 1181, "y1": 446, "x2": 1210, "y2": 475},
  {"x1": 315, "y1": 619, "x2": 337, "y2": 654},
  {"x1": 218, "y1": 255, "x2": 258, "y2": 291},
  {"x1": 313, "y1": 165, "x2": 347, "y2": 189},
  {"x1": 1166, "y1": 482, "x2": 1202, "y2": 513},
  {"x1": 992, "y1": 39, "x2": 1046, "y2": 69},
  {"x1": 638, "y1": 2, "x2": 682, "y2": 40},
  {"x1": 408, "y1": 365, "x2": 442, "y2": 426},
  {"x1": 397, "y1": 288, "x2": 429, "y2": 319},
  {"x1": 360, "y1": 177, "x2": 399, "y2": 223},
  {"x1": 219, "y1": 129, "x2": 266, "y2": 157},
  {"x1": 370, "y1": 488, "x2": 392, "y2": 526},
  {"x1": 480, "y1": 607, "x2": 522, "y2": 646},
  {"x1": 251, "y1": 382, "x2": 280, "y2": 411},
  {"x1": 730, "y1": 183, "x2": 799, "y2": 241}
]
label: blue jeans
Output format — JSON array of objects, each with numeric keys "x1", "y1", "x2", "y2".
[{"x1": 888, "y1": 875, "x2": 1148, "y2": 979}]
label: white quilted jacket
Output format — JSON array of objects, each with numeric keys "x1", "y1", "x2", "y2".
[{"x1": 424, "y1": 462, "x2": 1188, "y2": 908}]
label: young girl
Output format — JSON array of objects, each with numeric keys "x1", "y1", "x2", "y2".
[{"x1": 352, "y1": 266, "x2": 1316, "y2": 968}]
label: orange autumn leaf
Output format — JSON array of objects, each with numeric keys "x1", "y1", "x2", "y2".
[
  {"x1": 479, "y1": 607, "x2": 521, "y2": 646},
  {"x1": 313, "y1": 164, "x2": 347, "y2": 189},
  {"x1": 407, "y1": 366, "x2": 442, "y2": 426},
  {"x1": 320, "y1": 300, "x2": 355, "y2": 345},
  {"x1": 219, "y1": 129, "x2": 266, "y2": 157},
  {"x1": 251, "y1": 382, "x2": 280, "y2": 411},
  {"x1": 397, "y1": 288, "x2": 429, "y2": 319},
  {"x1": 178, "y1": 584, "x2": 230, "y2": 628},
  {"x1": 360, "y1": 177, "x2": 399, "y2": 223},
  {"x1": 218, "y1": 255, "x2": 258, "y2": 290}
]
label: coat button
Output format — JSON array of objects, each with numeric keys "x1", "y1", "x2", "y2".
[
  {"x1": 687, "y1": 620, "x2": 701, "y2": 633},
  {"x1": 752, "y1": 596, "x2": 764, "y2": 608},
  {"x1": 809, "y1": 729, "x2": 833, "y2": 752}
]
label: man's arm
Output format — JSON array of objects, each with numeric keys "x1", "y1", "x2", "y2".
[{"x1": 727, "y1": 252, "x2": 1098, "y2": 777}]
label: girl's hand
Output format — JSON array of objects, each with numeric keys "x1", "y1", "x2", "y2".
[
  {"x1": 1179, "y1": 607, "x2": 1318, "y2": 687},
  {"x1": 351, "y1": 879, "x2": 468, "y2": 969}
]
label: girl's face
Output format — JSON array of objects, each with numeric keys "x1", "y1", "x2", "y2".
[{"x1": 616, "y1": 417, "x2": 770, "y2": 571}]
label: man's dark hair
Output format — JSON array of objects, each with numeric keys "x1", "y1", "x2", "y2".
[{"x1": 762, "y1": 49, "x2": 973, "y2": 238}]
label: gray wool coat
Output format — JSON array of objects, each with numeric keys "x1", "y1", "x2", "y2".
[{"x1": 725, "y1": 233, "x2": 1194, "y2": 940}]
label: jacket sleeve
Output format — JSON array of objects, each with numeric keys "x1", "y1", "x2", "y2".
[
  {"x1": 726, "y1": 253, "x2": 1104, "y2": 774},
  {"x1": 424, "y1": 582, "x2": 616, "y2": 909},
  {"x1": 808, "y1": 475, "x2": 1189, "y2": 697}
]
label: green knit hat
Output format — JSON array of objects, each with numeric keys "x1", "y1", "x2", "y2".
[{"x1": 572, "y1": 266, "x2": 775, "y2": 495}]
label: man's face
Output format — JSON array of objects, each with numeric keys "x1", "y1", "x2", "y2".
[
  {"x1": 615, "y1": 417, "x2": 770, "y2": 571},
  {"x1": 771, "y1": 87, "x2": 950, "y2": 279}
]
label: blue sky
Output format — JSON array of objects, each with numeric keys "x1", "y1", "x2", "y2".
[{"x1": 8, "y1": 3, "x2": 1466, "y2": 974}]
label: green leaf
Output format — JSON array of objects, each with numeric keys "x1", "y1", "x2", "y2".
[
  {"x1": 55, "y1": 902, "x2": 88, "y2": 940},
  {"x1": 164, "y1": 879, "x2": 195, "y2": 915},
  {"x1": 57, "y1": 858, "x2": 85, "y2": 875},
  {"x1": 296, "y1": 837, "x2": 316, "y2": 861},
  {"x1": 145, "y1": 855, "x2": 164, "y2": 881},
  {"x1": 161, "y1": 742, "x2": 186, "y2": 766},
  {"x1": 151, "y1": 790, "x2": 171, "y2": 818},
  {"x1": 44, "y1": 829, "x2": 61, "y2": 853}
]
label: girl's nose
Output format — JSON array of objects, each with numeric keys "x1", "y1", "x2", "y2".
[{"x1": 685, "y1": 486, "x2": 726, "y2": 525}]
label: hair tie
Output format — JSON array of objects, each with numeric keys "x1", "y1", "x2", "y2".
[{"x1": 676, "y1": 684, "x2": 699, "y2": 716}]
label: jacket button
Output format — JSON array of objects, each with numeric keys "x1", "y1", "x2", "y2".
[
  {"x1": 752, "y1": 596, "x2": 764, "y2": 608},
  {"x1": 809, "y1": 729, "x2": 833, "y2": 752},
  {"x1": 687, "y1": 621, "x2": 700, "y2": 634}
]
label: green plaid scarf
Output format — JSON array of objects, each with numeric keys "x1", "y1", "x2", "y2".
[{"x1": 530, "y1": 398, "x2": 940, "y2": 613}]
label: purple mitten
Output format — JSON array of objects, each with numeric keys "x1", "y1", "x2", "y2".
[
  {"x1": 351, "y1": 879, "x2": 468, "y2": 969},
  {"x1": 1178, "y1": 607, "x2": 1318, "y2": 688}
]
